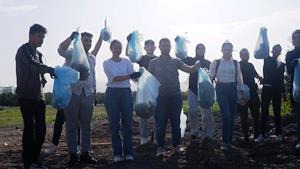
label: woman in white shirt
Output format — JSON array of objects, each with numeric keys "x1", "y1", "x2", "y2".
[
  {"x1": 103, "y1": 40, "x2": 141, "y2": 162},
  {"x1": 209, "y1": 41, "x2": 244, "y2": 150}
]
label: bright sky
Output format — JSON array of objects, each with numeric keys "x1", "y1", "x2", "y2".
[{"x1": 1, "y1": 0, "x2": 300, "y2": 92}]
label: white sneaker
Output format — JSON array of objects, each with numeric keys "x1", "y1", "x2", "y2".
[
  {"x1": 76, "y1": 145, "x2": 81, "y2": 155},
  {"x1": 44, "y1": 143, "x2": 57, "y2": 155},
  {"x1": 275, "y1": 135, "x2": 283, "y2": 143},
  {"x1": 140, "y1": 137, "x2": 148, "y2": 145},
  {"x1": 125, "y1": 154, "x2": 134, "y2": 161},
  {"x1": 255, "y1": 134, "x2": 264, "y2": 143},
  {"x1": 156, "y1": 147, "x2": 166, "y2": 157},
  {"x1": 113, "y1": 155, "x2": 123, "y2": 163},
  {"x1": 295, "y1": 142, "x2": 300, "y2": 150}
]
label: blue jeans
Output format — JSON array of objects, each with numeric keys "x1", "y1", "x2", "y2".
[
  {"x1": 156, "y1": 94, "x2": 182, "y2": 148},
  {"x1": 216, "y1": 83, "x2": 237, "y2": 145},
  {"x1": 104, "y1": 88, "x2": 133, "y2": 156}
]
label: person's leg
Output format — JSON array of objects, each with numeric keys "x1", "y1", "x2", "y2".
[
  {"x1": 52, "y1": 109, "x2": 65, "y2": 146},
  {"x1": 79, "y1": 93, "x2": 94, "y2": 153},
  {"x1": 139, "y1": 117, "x2": 148, "y2": 143},
  {"x1": 19, "y1": 99, "x2": 35, "y2": 168},
  {"x1": 64, "y1": 94, "x2": 81, "y2": 154},
  {"x1": 200, "y1": 106, "x2": 215, "y2": 139},
  {"x1": 260, "y1": 86, "x2": 272, "y2": 136},
  {"x1": 272, "y1": 89, "x2": 282, "y2": 135},
  {"x1": 249, "y1": 91, "x2": 261, "y2": 139},
  {"x1": 156, "y1": 96, "x2": 169, "y2": 148},
  {"x1": 104, "y1": 88, "x2": 122, "y2": 156},
  {"x1": 238, "y1": 104, "x2": 249, "y2": 139},
  {"x1": 188, "y1": 90, "x2": 199, "y2": 136},
  {"x1": 227, "y1": 83, "x2": 237, "y2": 145},
  {"x1": 32, "y1": 99, "x2": 46, "y2": 163},
  {"x1": 120, "y1": 88, "x2": 134, "y2": 156},
  {"x1": 216, "y1": 83, "x2": 231, "y2": 145},
  {"x1": 169, "y1": 94, "x2": 183, "y2": 147}
]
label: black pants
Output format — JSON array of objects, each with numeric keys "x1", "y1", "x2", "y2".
[
  {"x1": 19, "y1": 99, "x2": 46, "y2": 168},
  {"x1": 52, "y1": 109, "x2": 80, "y2": 146},
  {"x1": 260, "y1": 86, "x2": 282, "y2": 136},
  {"x1": 238, "y1": 89, "x2": 260, "y2": 139}
]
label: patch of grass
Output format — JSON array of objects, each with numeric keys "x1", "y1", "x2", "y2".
[{"x1": 0, "y1": 105, "x2": 108, "y2": 127}]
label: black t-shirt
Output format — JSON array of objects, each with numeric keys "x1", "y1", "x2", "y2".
[
  {"x1": 137, "y1": 55, "x2": 157, "y2": 70},
  {"x1": 239, "y1": 61, "x2": 258, "y2": 90},
  {"x1": 182, "y1": 56, "x2": 211, "y2": 95}
]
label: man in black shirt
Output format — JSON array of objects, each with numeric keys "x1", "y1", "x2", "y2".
[
  {"x1": 182, "y1": 43, "x2": 215, "y2": 141},
  {"x1": 238, "y1": 48, "x2": 262, "y2": 141},
  {"x1": 286, "y1": 30, "x2": 300, "y2": 149},
  {"x1": 256, "y1": 44, "x2": 286, "y2": 143},
  {"x1": 136, "y1": 40, "x2": 158, "y2": 145},
  {"x1": 15, "y1": 24, "x2": 55, "y2": 169}
]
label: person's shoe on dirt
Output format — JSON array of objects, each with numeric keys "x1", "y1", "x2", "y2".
[
  {"x1": 113, "y1": 155, "x2": 123, "y2": 163},
  {"x1": 255, "y1": 134, "x2": 264, "y2": 144},
  {"x1": 76, "y1": 145, "x2": 81, "y2": 155},
  {"x1": 295, "y1": 142, "x2": 300, "y2": 150},
  {"x1": 29, "y1": 161, "x2": 48, "y2": 169},
  {"x1": 125, "y1": 154, "x2": 134, "y2": 161},
  {"x1": 156, "y1": 147, "x2": 166, "y2": 157},
  {"x1": 220, "y1": 143, "x2": 231, "y2": 151},
  {"x1": 140, "y1": 137, "x2": 148, "y2": 145},
  {"x1": 80, "y1": 152, "x2": 97, "y2": 164},
  {"x1": 44, "y1": 142, "x2": 57, "y2": 156},
  {"x1": 67, "y1": 153, "x2": 78, "y2": 167}
]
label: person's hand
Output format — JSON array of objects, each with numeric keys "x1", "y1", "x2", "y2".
[
  {"x1": 47, "y1": 67, "x2": 56, "y2": 79},
  {"x1": 129, "y1": 72, "x2": 142, "y2": 79},
  {"x1": 70, "y1": 31, "x2": 79, "y2": 40},
  {"x1": 127, "y1": 33, "x2": 132, "y2": 42}
]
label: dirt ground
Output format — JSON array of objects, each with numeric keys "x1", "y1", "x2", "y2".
[{"x1": 1, "y1": 112, "x2": 300, "y2": 169}]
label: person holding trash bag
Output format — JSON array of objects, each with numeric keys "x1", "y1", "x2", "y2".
[
  {"x1": 182, "y1": 43, "x2": 215, "y2": 141},
  {"x1": 238, "y1": 48, "x2": 263, "y2": 142},
  {"x1": 209, "y1": 41, "x2": 244, "y2": 150},
  {"x1": 148, "y1": 38, "x2": 201, "y2": 157},
  {"x1": 128, "y1": 38, "x2": 158, "y2": 145},
  {"x1": 58, "y1": 31, "x2": 103, "y2": 167},
  {"x1": 255, "y1": 44, "x2": 286, "y2": 144},
  {"x1": 103, "y1": 40, "x2": 141, "y2": 162},
  {"x1": 16, "y1": 24, "x2": 56, "y2": 169},
  {"x1": 286, "y1": 29, "x2": 300, "y2": 149}
]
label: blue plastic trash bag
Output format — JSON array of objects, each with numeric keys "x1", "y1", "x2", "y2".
[
  {"x1": 135, "y1": 67, "x2": 161, "y2": 119},
  {"x1": 175, "y1": 35, "x2": 189, "y2": 60},
  {"x1": 52, "y1": 66, "x2": 79, "y2": 109},
  {"x1": 128, "y1": 31, "x2": 143, "y2": 63},
  {"x1": 197, "y1": 68, "x2": 215, "y2": 109},
  {"x1": 254, "y1": 27, "x2": 270, "y2": 59},
  {"x1": 293, "y1": 59, "x2": 300, "y2": 103},
  {"x1": 237, "y1": 84, "x2": 250, "y2": 105},
  {"x1": 180, "y1": 110, "x2": 187, "y2": 138},
  {"x1": 71, "y1": 32, "x2": 90, "y2": 80}
]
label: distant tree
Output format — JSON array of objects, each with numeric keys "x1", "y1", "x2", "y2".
[{"x1": 0, "y1": 93, "x2": 18, "y2": 106}]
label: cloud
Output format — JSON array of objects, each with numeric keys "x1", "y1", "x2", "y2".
[{"x1": 0, "y1": 4, "x2": 38, "y2": 15}]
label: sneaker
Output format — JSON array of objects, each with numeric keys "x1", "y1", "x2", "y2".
[
  {"x1": 255, "y1": 134, "x2": 264, "y2": 144},
  {"x1": 67, "y1": 153, "x2": 78, "y2": 168},
  {"x1": 295, "y1": 142, "x2": 300, "y2": 150},
  {"x1": 125, "y1": 154, "x2": 134, "y2": 161},
  {"x1": 30, "y1": 162, "x2": 48, "y2": 169},
  {"x1": 113, "y1": 155, "x2": 123, "y2": 163},
  {"x1": 44, "y1": 143, "x2": 57, "y2": 155},
  {"x1": 275, "y1": 135, "x2": 283, "y2": 143},
  {"x1": 140, "y1": 137, "x2": 148, "y2": 145},
  {"x1": 220, "y1": 144, "x2": 231, "y2": 151},
  {"x1": 156, "y1": 147, "x2": 166, "y2": 157},
  {"x1": 80, "y1": 152, "x2": 97, "y2": 164}
]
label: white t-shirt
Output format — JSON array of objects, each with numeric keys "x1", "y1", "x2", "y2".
[{"x1": 103, "y1": 58, "x2": 134, "y2": 88}]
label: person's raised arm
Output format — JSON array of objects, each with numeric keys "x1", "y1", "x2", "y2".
[
  {"x1": 58, "y1": 32, "x2": 78, "y2": 58},
  {"x1": 179, "y1": 60, "x2": 201, "y2": 74},
  {"x1": 91, "y1": 33, "x2": 103, "y2": 57}
]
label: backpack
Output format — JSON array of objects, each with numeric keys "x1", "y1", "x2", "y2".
[{"x1": 213, "y1": 59, "x2": 238, "y2": 82}]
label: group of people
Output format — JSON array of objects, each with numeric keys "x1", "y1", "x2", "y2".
[{"x1": 15, "y1": 23, "x2": 300, "y2": 169}]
